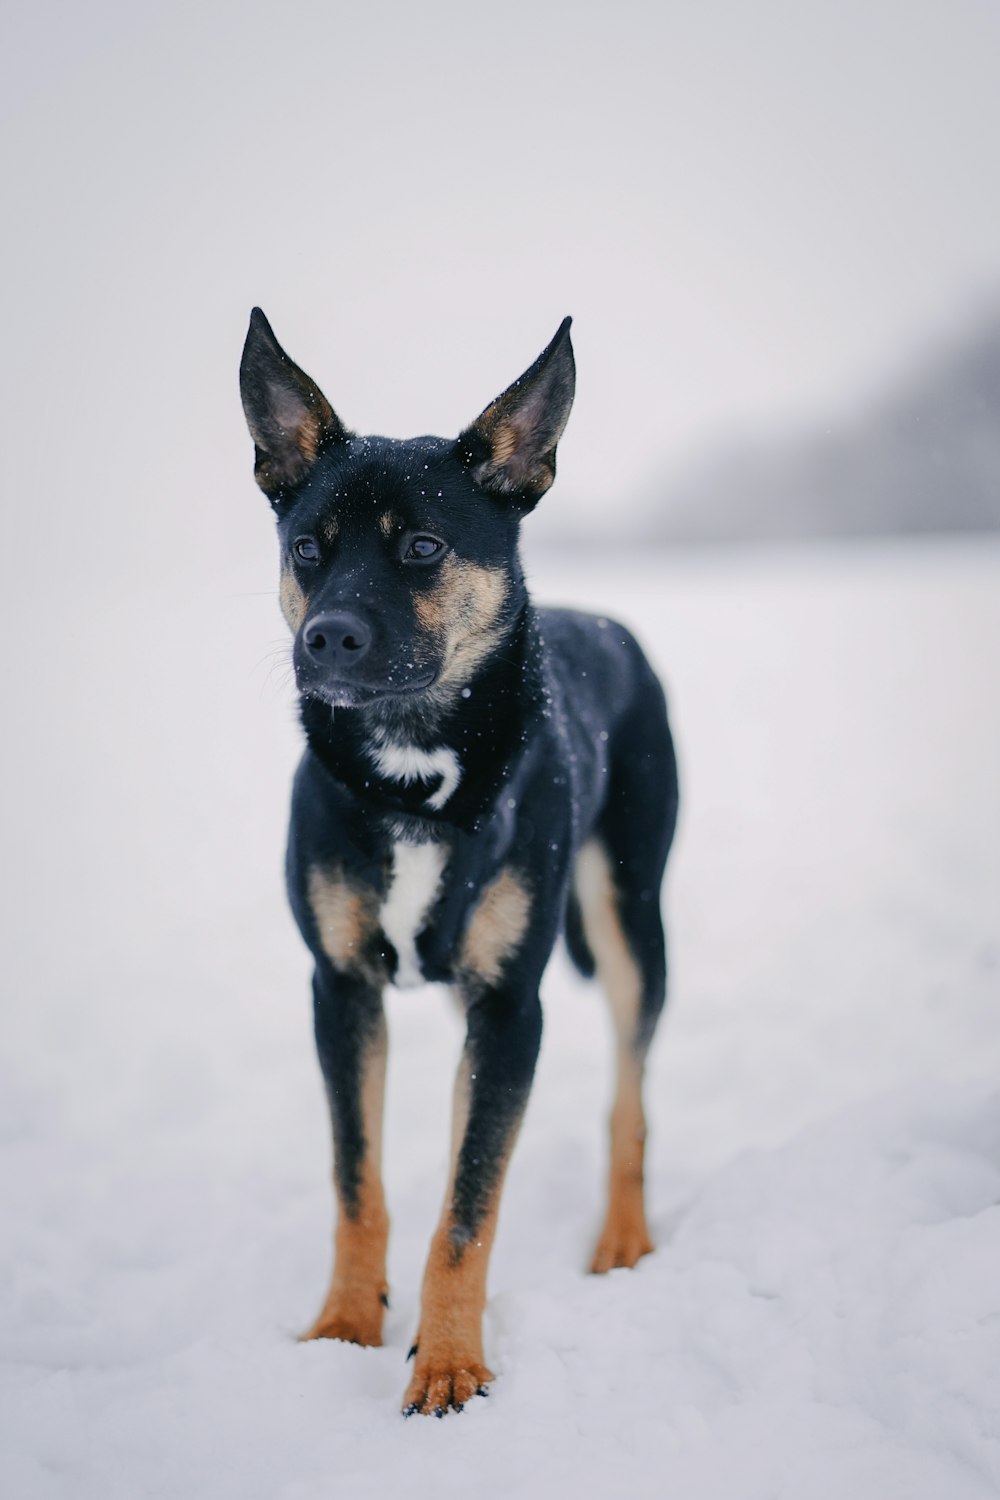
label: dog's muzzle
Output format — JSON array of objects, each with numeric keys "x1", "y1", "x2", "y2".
[{"x1": 295, "y1": 609, "x2": 436, "y2": 703}]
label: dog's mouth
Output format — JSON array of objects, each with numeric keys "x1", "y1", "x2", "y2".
[{"x1": 299, "y1": 669, "x2": 438, "y2": 708}]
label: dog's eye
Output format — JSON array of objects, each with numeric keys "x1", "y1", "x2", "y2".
[
  {"x1": 293, "y1": 537, "x2": 320, "y2": 563},
  {"x1": 404, "y1": 536, "x2": 445, "y2": 563}
]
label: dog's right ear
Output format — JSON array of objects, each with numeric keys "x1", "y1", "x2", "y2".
[
  {"x1": 456, "y1": 317, "x2": 575, "y2": 511},
  {"x1": 239, "y1": 309, "x2": 348, "y2": 501}
]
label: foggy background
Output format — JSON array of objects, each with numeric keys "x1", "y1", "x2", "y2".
[{"x1": 2, "y1": 0, "x2": 999, "y2": 591}]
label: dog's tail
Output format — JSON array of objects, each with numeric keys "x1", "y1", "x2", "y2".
[{"x1": 563, "y1": 888, "x2": 596, "y2": 978}]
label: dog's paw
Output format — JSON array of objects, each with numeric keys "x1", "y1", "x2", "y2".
[
  {"x1": 402, "y1": 1356, "x2": 493, "y2": 1416},
  {"x1": 589, "y1": 1221, "x2": 654, "y2": 1274},
  {"x1": 300, "y1": 1289, "x2": 387, "y2": 1347}
]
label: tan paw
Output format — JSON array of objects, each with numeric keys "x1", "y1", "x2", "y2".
[
  {"x1": 402, "y1": 1354, "x2": 493, "y2": 1416},
  {"x1": 589, "y1": 1217, "x2": 654, "y2": 1274},
  {"x1": 300, "y1": 1287, "x2": 387, "y2": 1347}
]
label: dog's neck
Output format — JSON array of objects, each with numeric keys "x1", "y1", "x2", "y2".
[{"x1": 298, "y1": 603, "x2": 544, "y2": 829}]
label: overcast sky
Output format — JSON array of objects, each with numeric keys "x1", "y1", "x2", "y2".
[{"x1": 2, "y1": 0, "x2": 999, "y2": 576}]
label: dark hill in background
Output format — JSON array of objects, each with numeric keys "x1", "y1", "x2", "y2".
[{"x1": 648, "y1": 309, "x2": 1000, "y2": 544}]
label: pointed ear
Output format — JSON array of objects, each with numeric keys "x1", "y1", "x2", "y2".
[
  {"x1": 239, "y1": 308, "x2": 348, "y2": 499},
  {"x1": 457, "y1": 317, "x2": 575, "y2": 509}
]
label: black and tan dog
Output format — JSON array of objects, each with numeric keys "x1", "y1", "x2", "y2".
[{"x1": 239, "y1": 311, "x2": 679, "y2": 1416}]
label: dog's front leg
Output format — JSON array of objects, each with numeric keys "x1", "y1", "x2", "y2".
[
  {"x1": 302, "y1": 960, "x2": 389, "y2": 1347},
  {"x1": 403, "y1": 983, "x2": 542, "y2": 1415}
]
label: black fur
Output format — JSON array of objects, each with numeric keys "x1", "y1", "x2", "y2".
[{"x1": 240, "y1": 310, "x2": 679, "y2": 1401}]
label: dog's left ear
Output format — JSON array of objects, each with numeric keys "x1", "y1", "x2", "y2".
[
  {"x1": 457, "y1": 317, "x2": 575, "y2": 510},
  {"x1": 240, "y1": 308, "x2": 348, "y2": 500}
]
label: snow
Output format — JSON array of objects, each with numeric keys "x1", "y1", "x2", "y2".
[{"x1": 3, "y1": 539, "x2": 999, "y2": 1498}]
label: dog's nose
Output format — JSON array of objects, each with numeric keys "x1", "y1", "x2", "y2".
[{"x1": 302, "y1": 611, "x2": 372, "y2": 666}]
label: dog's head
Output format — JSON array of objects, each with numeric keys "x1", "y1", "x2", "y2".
[{"x1": 239, "y1": 310, "x2": 575, "y2": 712}]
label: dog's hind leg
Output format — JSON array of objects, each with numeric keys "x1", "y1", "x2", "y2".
[
  {"x1": 577, "y1": 685, "x2": 677, "y2": 1273},
  {"x1": 302, "y1": 958, "x2": 390, "y2": 1347},
  {"x1": 574, "y1": 838, "x2": 660, "y2": 1271}
]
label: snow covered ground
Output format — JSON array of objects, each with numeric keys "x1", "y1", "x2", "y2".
[{"x1": 3, "y1": 539, "x2": 999, "y2": 1498}]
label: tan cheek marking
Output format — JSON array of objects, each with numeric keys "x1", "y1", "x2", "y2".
[
  {"x1": 280, "y1": 568, "x2": 308, "y2": 632},
  {"x1": 460, "y1": 868, "x2": 531, "y2": 985},
  {"x1": 414, "y1": 557, "x2": 510, "y2": 686},
  {"x1": 413, "y1": 556, "x2": 503, "y2": 634},
  {"x1": 307, "y1": 864, "x2": 381, "y2": 977},
  {"x1": 412, "y1": 564, "x2": 450, "y2": 634},
  {"x1": 458, "y1": 561, "x2": 508, "y2": 626}
]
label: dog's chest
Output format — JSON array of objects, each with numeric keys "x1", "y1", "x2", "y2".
[{"x1": 379, "y1": 840, "x2": 448, "y2": 988}]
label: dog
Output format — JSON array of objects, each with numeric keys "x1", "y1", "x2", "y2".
[{"x1": 239, "y1": 310, "x2": 679, "y2": 1415}]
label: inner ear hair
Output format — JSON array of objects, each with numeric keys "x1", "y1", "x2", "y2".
[
  {"x1": 458, "y1": 317, "x2": 575, "y2": 509},
  {"x1": 240, "y1": 308, "x2": 348, "y2": 499}
]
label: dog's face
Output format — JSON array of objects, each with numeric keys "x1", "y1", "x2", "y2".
[
  {"x1": 266, "y1": 434, "x2": 522, "y2": 711},
  {"x1": 240, "y1": 312, "x2": 575, "y2": 712}
]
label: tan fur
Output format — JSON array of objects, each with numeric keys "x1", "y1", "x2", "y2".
[
  {"x1": 403, "y1": 1072, "x2": 513, "y2": 1414},
  {"x1": 590, "y1": 1057, "x2": 653, "y2": 1273},
  {"x1": 307, "y1": 864, "x2": 382, "y2": 980},
  {"x1": 252, "y1": 385, "x2": 338, "y2": 494},
  {"x1": 471, "y1": 405, "x2": 555, "y2": 497},
  {"x1": 403, "y1": 1219, "x2": 496, "y2": 1413},
  {"x1": 414, "y1": 556, "x2": 509, "y2": 689},
  {"x1": 378, "y1": 511, "x2": 397, "y2": 538},
  {"x1": 279, "y1": 567, "x2": 308, "y2": 632},
  {"x1": 490, "y1": 417, "x2": 520, "y2": 466},
  {"x1": 279, "y1": 383, "x2": 337, "y2": 466},
  {"x1": 573, "y1": 839, "x2": 654, "y2": 1273},
  {"x1": 573, "y1": 841, "x2": 643, "y2": 1032},
  {"x1": 321, "y1": 515, "x2": 340, "y2": 545},
  {"x1": 448, "y1": 1054, "x2": 473, "y2": 1173},
  {"x1": 296, "y1": 413, "x2": 322, "y2": 464},
  {"x1": 459, "y1": 868, "x2": 531, "y2": 984},
  {"x1": 302, "y1": 1016, "x2": 390, "y2": 1346}
]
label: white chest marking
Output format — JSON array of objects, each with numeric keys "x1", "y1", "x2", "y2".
[
  {"x1": 370, "y1": 738, "x2": 462, "y2": 811},
  {"x1": 379, "y1": 840, "x2": 447, "y2": 988}
]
